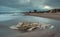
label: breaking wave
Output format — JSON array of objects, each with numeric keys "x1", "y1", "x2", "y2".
[{"x1": 0, "y1": 12, "x2": 24, "y2": 21}]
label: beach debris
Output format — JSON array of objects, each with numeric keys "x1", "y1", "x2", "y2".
[{"x1": 10, "y1": 22, "x2": 54, "y2": 32}]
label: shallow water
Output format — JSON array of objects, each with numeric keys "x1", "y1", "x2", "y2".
[{"x1": 0, "y1": 13, "x2": 60, "y2": 37}]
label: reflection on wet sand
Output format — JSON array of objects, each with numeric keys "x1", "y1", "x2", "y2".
[
  {"x1": 9, "y1": 22, "x2": 55, "y2": 37},
  {"x1": 0, "y1": 14, "x2": 59, "y2": 37}
]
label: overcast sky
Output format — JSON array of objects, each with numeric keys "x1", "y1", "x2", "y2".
[{"x1": 0, "y1": 0, "x2": 60, "y2": 12}]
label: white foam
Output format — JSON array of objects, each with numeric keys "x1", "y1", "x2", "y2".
[
  {"x1": 10, "y1": 25, "x2": 18, "y2": 29},
  {"x1": 49, "y1": 25, "x2": 54, "y2": 29}
]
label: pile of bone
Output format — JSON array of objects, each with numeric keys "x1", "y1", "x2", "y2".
[{"x1": 10, "y1": 22, "x2": 54, "y2": 31}]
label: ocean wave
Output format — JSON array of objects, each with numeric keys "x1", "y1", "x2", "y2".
[{"x1": 0, "y1": 13, "x2": 24, "y2": 21}]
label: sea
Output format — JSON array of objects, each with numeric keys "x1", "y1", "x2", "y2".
[{"x1": 0, "y1": 12, "x2": 60, "y2": 37}]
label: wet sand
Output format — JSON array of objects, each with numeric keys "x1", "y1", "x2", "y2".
[
  {"x1": 19, "y1": 13, "x2": 60, "y2": 37},
  {"x1": 0, "y1": 19, "x2": 57, "y2": 37},
  {"x1": 12, "y1": 29, "x2": 56, "y2": 37},
  {"x1": 0, "y1": 14, "x2": 60, "y2": 37},
  {"x1": 25, "y1": 13, "x2": 60, "y2": 20}
]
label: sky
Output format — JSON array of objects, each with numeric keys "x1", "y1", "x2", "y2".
[{"x1": 0, "y1": 0, "x2": 60, "y2": 12}]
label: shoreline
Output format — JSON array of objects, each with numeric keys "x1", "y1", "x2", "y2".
[{"x1": 24, "y1": 13, "x2": 60, "y2": 20}]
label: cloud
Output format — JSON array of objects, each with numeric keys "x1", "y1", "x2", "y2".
[
  {"x1": 0, "y1": 0, "x2": 60, "y2": 11},
  {"x1": 45, "y1": 0, "x2": 60, "y2": 8},
  {"x1": 18, "y1": 0, "x2": 31, "y2": 4},
  {"x1": 0, "y1": 6, "x2": 23, "y2": 12}
]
